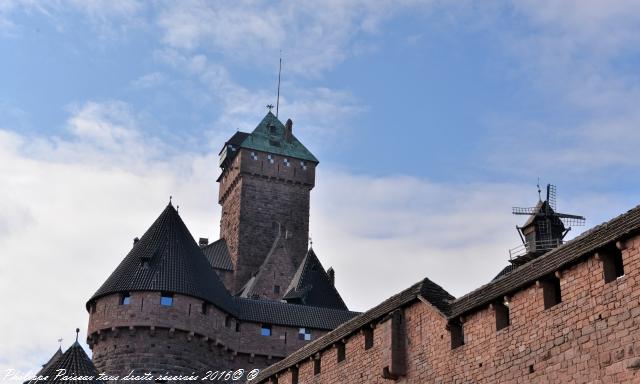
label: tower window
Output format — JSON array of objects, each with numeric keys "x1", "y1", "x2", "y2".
[
  {"x1": 274, "y1": 285, "x2": 280, "y2": 294},
  {"x1": 235, "y1": 321, "x2": 241, "y2": 332},
  {"x1": 298, "y1": 328, "x2": 311, "y2": 341},
  {"x1": 250, "y1": 151, "x2": 258, "y2": 160},
  {"x1": 495, "y1": 301, "x2": 510, "y2": 331},
  {"x1": 363, "y1": 327, "x2": 373, "y2": 350},
  {"x1": 337, "y1": 341, "x2": 346, "y2": 362},
  {"x1": 602, "y1": 248, "x2": 625, "y2": 283},
  {"x1": 267, "y1": 154, "x2": 274, "y2": 164},
  {"x1": 261, "y1": 324, "x2": 272, "y2": 337},
  {"x1": 201, "y1": 302, "x2": 207, "y2": 315},
  {"x1": 450, "y1": 320, "x2": 464, "y2": 349},
  {"x1": 160, "y1": 293, "x2": 173, "y2": 307},
  {"x1": 300, "y1": 161, "x2": 307, "y2": 170},
  {"x1": 225, "y1": 316, "x2": 232, "y2": 327},
  {"x1": 283, "y1": 158, "x2": 290, "y2": 167},
  {"x1": 290, "y1": 367, "x2": 299, "y2": 384},
  {"x1": 313, "y1": 358, "x2": 321, "y2": 375},
  {"x1": 120, "y1": 293, "x2": 131, "y2": 305},
  {"x1": 542, "y1": 276, "x2": 562, "y2": 309}
]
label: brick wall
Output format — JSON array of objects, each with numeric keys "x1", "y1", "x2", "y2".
[
  {"x1": 218, "y1": 149, "x2": 315, "y2": 293},
  {"x1": 87, "y1": 292, "x2": 326, "y2": 376},
  {"x1": 260, "y1": 235, "x2": 640, "y2": 383}
]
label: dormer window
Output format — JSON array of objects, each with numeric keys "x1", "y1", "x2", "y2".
[
  {"x1": 160, "y1": 293, "x2": 173, "y2": 307},
  {"x1": 120, "y1": 293, "x2": 131, "y2": 305}
]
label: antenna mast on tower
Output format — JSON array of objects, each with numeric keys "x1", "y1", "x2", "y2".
[{"x1": 276, "y1": 54, "x2": 282, "y2": 118}]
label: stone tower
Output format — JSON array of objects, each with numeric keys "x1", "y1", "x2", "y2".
[
  {"x1": 217, "y1": 112, "x2": 318, "y2": 294},
  {"x1": 86, "y1": 203, "x2": 237, "y2": 376}
]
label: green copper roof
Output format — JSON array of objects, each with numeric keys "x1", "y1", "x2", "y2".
[{"x1": 239, "y1": 112, "x2": 318, "y2": 163}]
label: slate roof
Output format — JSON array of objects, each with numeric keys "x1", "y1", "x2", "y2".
[
  {"x1": 235, "y1": 112, "x2": 318, "y2": 163},
  {"x1": 255, "y1": 277, "x2": 453, "y2": 381},
  {"x1": 201, "y1": 238, "x2": 234, "y2": 271},
  {"x1": 234, "y1": 297, "x2": 359, "y2": 330},
  {"x1": 283, "y1": 248, "x2": 348, "y2": 310},
  {"x1": 88, "y1": 203, "x2": 236, "y2": 314},
  {"x1": 35, "y1": 342, "x2": 97, "y2": 383}
]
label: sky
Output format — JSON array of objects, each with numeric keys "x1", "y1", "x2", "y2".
[{"x1": 2, "y1": 0, "x2": 640, "y2": 374}]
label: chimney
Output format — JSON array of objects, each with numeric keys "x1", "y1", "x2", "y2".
[
  {"x1": 327, "y1": 267, "x2": 335, "y2": 286},
  {"x1": 199, "y1": 237, "x2": 209, "y2": 247},
  {"x1": 284, "y1": 119, "x2": 293, "y2": 143}
]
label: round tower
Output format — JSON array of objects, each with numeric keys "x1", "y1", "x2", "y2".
[{"x1": 86, "y1": 203, "x2": 238, "y2": 378}]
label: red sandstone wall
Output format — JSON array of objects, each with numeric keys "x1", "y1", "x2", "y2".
[
  {"x1": 218, "y1": 149, "x2": 315, "y2": 293},
  {"x1": 88, "y1": 292, "x2": 325, "y2": 376},
  {"x1": 263, "y1": 235, "x2": 640, "y2": 383}
]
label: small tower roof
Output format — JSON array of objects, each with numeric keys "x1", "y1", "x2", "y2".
[
  {"x1": 36, "y1": 342, "x2": 97, "y2": 383},
  {"x1": 228, "y1": 112, "x2": 318, "y2": 163},
  {"x1": 283, "y1": 248, "x2": 347, "y2": 310},
  {"x1": 88, "y1": 203, "x2": 236, "y2": 314}
]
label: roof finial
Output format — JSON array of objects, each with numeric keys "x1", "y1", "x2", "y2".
[
  {"x1": 276, "y1": 53, "x2": 282, "y2": 118},
  {"x1": 57, "y1": 338, "x2": 63, "y2": 349},
  {"x1": 537, "y1": 178, "x2": 541, "y2": 202},
  {"x1": 75, "y1": 328, "x2": 79, "y2": 342},
  {"x1": 169, "y1": 195, "x2": 173, "y2": 205},
  {"x1": 266, "y1": 104, "x2": 274, "y2": 111},
  {"x1": 309, "y1": 233, "x2": 313, "y2": 249}
]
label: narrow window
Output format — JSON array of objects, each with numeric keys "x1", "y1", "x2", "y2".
[
  {"x1": 337, "y1": 341, "x2": 346, "y2": 362},
  {"x1": 201, "y1": 302, "x2": 207, "y2": 315},
  {"x1": 235, "y1": 321, "x2": 240, "y2": 332},
  {"x1": 313, "y1": 358, "x2": 321, "y2": 375},
  {"x1": 120, "y1": 293, "x2": 131, "y2": 305},
  {"x1": 542, "y1": 276, "x2": 561, "y2": 309},
  {"x1": 495, "y1": 301, "x2": 510, "y2": 331},
  {"x1": 160, "y1": 293, "x2": 173, "y2": 307},
  {"x1": 274, "y1": 285, "x2": 280, "y2": 294},
  {"x1": 291, "y1": 367, "x2": 299, "y2": 384},
  {"x1": 363, "y1": 327, "x2": 374, "y2": 350},
  {"x1": 298, "y1": 328, "x2": 311, "y2": 341},
  {"x1": 450, "y1": 320, "x2": 464, "y2": 349},
  {"x1": 261, "y1": 324, "x2": 272, "y2": 337},
  {"x1": 602, "y1": 248, "x2": 625, "y2": 283},
  {"x1": 225, "y1": 316, "x2": 231, "y2": 327}
]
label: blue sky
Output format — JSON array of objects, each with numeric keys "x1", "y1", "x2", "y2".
[{"x1": 2, "y1": 0, "x2": 640, "y2": 372}]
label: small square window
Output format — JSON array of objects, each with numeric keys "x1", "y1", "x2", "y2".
[
  {"x1": 261, "y1": 324, "x2": 272, "y2": 337},
  {"x1": 298, "y1": 328, "x2": 311, "y2": 341},
  {"x1": 160, "y1": 293, "x2": 173, "y2": 307},
  {"x1": 283, "y1": 158, "x2": 290, "y2": 167},
  {"x1": 120, "y1": 293, "x2": 131, "y2": 305},
  {"x1": 250, "y1": 152, "x2": 258, "y2": 161}
]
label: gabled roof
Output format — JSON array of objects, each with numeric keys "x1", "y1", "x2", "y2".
[
  {"x1": 255, "y1": 277, "x2": 453, "y2": 381},
  {"x1": 88, "y1": 203, "x2": 236, "y2": 314},
  {"x1": 451, "y1": 203, "x2": 640, "y2": 318},
  {"x1": 283, "y1": 248, "x2": 347, "y2": 310},
  {"x1": 234, "y1": 297, "x2": 359, "y2": 330},
  {"x1": 36, "y1": 342, "x2": 97, "y2": 383},
  {"x1": 201, "y1": 238, "x2": 234, "y2": 271},
  {"x1": 236, "y1": 112, "x2": 318, "y2": 163}
]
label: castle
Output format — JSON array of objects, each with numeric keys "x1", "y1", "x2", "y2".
[{"x1": 30, "y1": 112, "x2": 640, "y2": 383}]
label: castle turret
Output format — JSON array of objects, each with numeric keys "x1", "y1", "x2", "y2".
[
  {"x1": 217, "y1": 112, "x2": 318, "y2": 294},
  {"x1": 86, "y1": 203, "x2": 236, "y2": 377}
]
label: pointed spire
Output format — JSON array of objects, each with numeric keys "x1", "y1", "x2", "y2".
[{"x1": 75, "y1": 328, "x2": 79, "y2": 343}]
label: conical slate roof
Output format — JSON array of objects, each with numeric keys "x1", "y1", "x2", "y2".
[
  {"x1": 283, "y1": 248, "x2": 347, "y2": 310},
  {"x1": 88, "y1": 203, "x2": 236, "y2": 314},
  {"x1": 36, "y1": 342, "x2": 97, "y2": 383}
]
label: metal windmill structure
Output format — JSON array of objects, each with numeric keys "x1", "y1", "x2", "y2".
[{"x1": 509, "y1": 184, "x2": 585, "y2": 264}]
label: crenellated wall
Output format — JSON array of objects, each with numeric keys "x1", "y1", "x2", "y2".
[
  {"x1": 259, "y1": 235, "x2": 640, "y2": 383},
  {"x1": 87, "y1": 292, "x2": 326, "y2": 377},
  {"x1": 218, "y1": 148, "x2": 316, "y2": 293}
]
